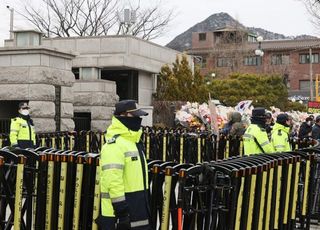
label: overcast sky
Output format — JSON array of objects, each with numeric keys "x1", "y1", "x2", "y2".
[{"x1": 0, "y1": 0, "x2": 318, "y2": 46}]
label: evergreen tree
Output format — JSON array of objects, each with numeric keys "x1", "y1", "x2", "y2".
[
  {"x1": 208, "y1": 73, "x2": 289, "y2": 110},
  {"x1": 155, "y1": 55, "x2": 209, "y2": 102}
]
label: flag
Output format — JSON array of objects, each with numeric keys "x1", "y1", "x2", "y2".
[
  {"x1": 208, "y1": 94, "x2": 219, "y2": 136},
  {"x1": 235, "y1": 100, "x2": 253, "y2": 114}
]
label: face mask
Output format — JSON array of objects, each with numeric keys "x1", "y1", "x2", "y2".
[
  {"x1": 116, "y1": 116, "x2": 142, "y2": 131},
  {"x1": 20, "y1": 109, "x2": 29, "y2": 116}
]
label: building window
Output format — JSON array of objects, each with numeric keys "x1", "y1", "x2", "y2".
[
  {"x1": 72, "y1": 68, "x2": 80, "y2": 80},
  {"x1": 199, "y1": 33, "x2": 206, "y2": 41},
  {"x1": 217, "y1": 57, "x2": 233, "y2": 67},
  {"x1": 247, "y1": 35, "x2": 256, "y2": 42},
  {"x1": 201, "y1": 57, "x2": 207, "y2": 68},
  {"x1": 244, "y1": 56, "x2": 261, "y2": 66},
  {"x1": 271, "y1": 54, "x2": 290, "y2": 65},
  {"x1": 299, "y1": 80, "x2": 315, "y2": 91},
  {"x1": 299, "y1": 53, "x2": 319, "y2": 64}
]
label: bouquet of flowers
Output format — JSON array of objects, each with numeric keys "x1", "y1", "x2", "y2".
[
  {"x1": 176, "y1": 102, "x2": 222, "y2": 130},
  {"x1": 175, "y1": 101, "x2": 318, "y2": 131}
]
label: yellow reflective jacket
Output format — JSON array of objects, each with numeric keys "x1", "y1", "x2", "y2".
[
  {"x1": 10, "y1": 117, "x2": 36, "y2": 148},
  {"x1": 271, "y1": 123, "x2": 291, "y2": 152},
  {"x1": 100, "y1": 116, "x2": 150, "y2": 228},
  {"x1": 243, "y1": 123, "x2": 275, "y2": 155}
]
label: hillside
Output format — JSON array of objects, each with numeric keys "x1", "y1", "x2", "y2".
[{"x1": 166, "y1": 12, "x2": 317, "y2": 52}]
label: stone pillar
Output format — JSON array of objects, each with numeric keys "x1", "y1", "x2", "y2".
[
  {"x1": 0, "y1": 48, "x2": 75, "y2": 132},
  {"x1": 73, "y1": 80, "x2": 118, "y2": 131},
  {"x1": 61, "y1": 86, "x2": 75, "y2": 131}
]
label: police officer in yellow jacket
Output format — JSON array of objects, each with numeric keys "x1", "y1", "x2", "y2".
[
  {"x1": 10, "y1": 102, "x2": 36, "y2": 149},
  {"x1": 271, "y1": 113, "x2": 291, "y2": 152},
  {"x1": 243, "y1": 107, "x2": 275, "y2": 155},
  {"x1": 99, "y1": 100, "x2": 150, "y2": 230}
]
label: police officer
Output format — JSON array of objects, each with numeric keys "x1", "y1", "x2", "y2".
[
  {"x1": 99, "y1": 100, "x2": 150, "y2": 230},
  {"x1": 271, "y1": 113, "x2": 291, "y2": 152},
  {"x1": 243, "y1": 107, "x2": 275, "y2": 155},
  {"x1": 9, "y1": 102, "x2": 36, "y2": 149}
]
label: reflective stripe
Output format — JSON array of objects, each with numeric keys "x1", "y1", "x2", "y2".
[
  {"x1": 260, "y1": 141, "x2": 270, "y2": 146},
  {"x1": 131, "y1": 219, "x2": 149, "y2": 227},
  {"x1": 101, "y1": 192, "x2": 110, "y2": 199},
  {"x1": 10, "y1": 129, "x2": 18, "y2": 132},
  {"x1": 275, "y1": 145, "x2": 285, "y2": 148},
  {"x1": 102, "y1": 164, "x2": 124, "y2": 171},
  {"x1": 111, "y1": 196, "x2": 125, "y2": 203},
  {"x1": 243, "y1": 133, "x2": 253, "y2": 139},
  {"x1": 124, "y1": 151, "x2": 139, "y2": 158},
  {"x1": 101, "y1": 193, "x2": 125, "y2": 203}
]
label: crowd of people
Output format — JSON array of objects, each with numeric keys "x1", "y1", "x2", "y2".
[{"x1": 221, "y1": 107, "x2": 320, "y2": 155}]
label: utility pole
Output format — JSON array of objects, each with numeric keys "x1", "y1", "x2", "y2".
[
  {"x1": 309, "y1": 48, "x2": 314, "y2": 101},
  {"x1": 6, "y1": 6, "x2": 14, "y2": 39}
]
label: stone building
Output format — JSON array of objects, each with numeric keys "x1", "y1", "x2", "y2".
[{"x1": 0, "y1": 30, "x2": 186, "y2": 133}]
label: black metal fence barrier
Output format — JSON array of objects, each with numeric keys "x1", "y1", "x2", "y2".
[
  {"x1": 0, "y1": 127, "x2": 319, "y2": 230},
  {"x1": 0, "y1": 145, "x2": 318, "y2": 229}
]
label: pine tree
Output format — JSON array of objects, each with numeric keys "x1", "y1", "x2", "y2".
[{"x1": 155, "y1": 55, "x2": 209, "y2": 102}]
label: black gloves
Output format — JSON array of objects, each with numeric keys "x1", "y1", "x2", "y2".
[
  {"x1": 113, "y1": 201, "x2": 131, "y2": 230},
  {"x1": 116, "y1": 215, "x2": 131, "y2": 230}
]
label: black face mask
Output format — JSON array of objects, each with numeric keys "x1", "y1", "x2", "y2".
[{"x1": 116, "y1": 116, "x2": 142, "y2": 131}]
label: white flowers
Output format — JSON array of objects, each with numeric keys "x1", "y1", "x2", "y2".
[{"x1": 175, "y1": 101, "x2": 319, "y2": 129}]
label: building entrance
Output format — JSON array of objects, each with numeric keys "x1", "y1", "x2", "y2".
[
  {"x1": 101, "y1": 70, "x2": 138, "y2": 101},
  {"x1": 0, "y1": 100, "x2": 24, "y2": 133}
]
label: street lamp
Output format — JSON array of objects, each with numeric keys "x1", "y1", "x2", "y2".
[
  {"x1": 255, "y1": 36, "x2": 264, "y2": 70},
  {"x1": 255, "y1": 36, "x2": 264, "y2": 57},
  {"x1": 6, "y1": 5, "x2": 14, "y2": 39}
]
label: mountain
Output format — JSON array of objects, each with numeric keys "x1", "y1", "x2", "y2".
[{"x1": 166, "y1": 12, "x2": 318, "y2": 52}]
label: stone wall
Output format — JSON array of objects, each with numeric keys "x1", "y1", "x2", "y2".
[
  {"x1": 73, "y1": 80, "x2": 118, "y2": 131},
  {"x1": 0, "y1": 47, "x2": 75, "y2": 132}
]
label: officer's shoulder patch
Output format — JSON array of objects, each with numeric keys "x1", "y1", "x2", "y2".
[{"x1": 107, "y1": 134, "x2": 120, "y2": 144}]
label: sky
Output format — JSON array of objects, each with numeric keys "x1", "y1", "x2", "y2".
[{"x1": 0, "y1": 0, "x2": 318, "y2": 47}]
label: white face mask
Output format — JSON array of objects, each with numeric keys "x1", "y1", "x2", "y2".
[{"x1": 20, "y1": 109, "x2": 29, "y2": 116}]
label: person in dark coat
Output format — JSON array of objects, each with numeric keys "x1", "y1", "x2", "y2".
[
  {"x1": 298, "y1": 116, "x2": 313, "y2": 148},
  {"x1": 221, "y1": 112, "x2": 243, "y2": 136},
  {"x1": 299, "y1": 116, "x2": 313, "y2": 139},
  {"x1": 312, "y1": 115, "x2": 320, "y2": 140},
  {"x1": 220, "y1": 112, "x2": 246, "y2": 157}
]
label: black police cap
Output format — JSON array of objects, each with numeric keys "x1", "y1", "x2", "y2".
[
  {"x1": 18, "y1": 102, "x2": 30, "y2": 109},
  {"x1": 252, "y1": 107, "x2": 266, "y2": 118},
  {"x1": 114, "y1": 100, "x2": 148, "y2": 117}
]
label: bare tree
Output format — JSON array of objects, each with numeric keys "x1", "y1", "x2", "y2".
[
  {"x1": 18, "y1": 0, "x2": 174, "y2": 40},
  {"x1": 300, "y1": 0, "x2": 320, "y2": 31},
  {"x1": 210, "y1": 22, "x2": 253, "y2": 75}
]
